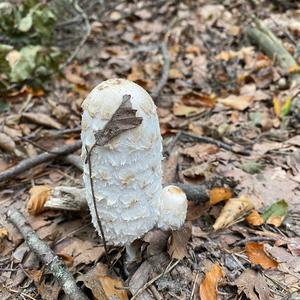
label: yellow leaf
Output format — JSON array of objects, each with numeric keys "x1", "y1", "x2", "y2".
[
  {"x1": 273, "y1": 97, "x2": 281, "y2": 118},
  {"x1": 0, "y1": 227, "x2": 8, "y2": 239},
  {"x1": 27, "y1": 185, "x2": 52, "y2": 215},
  {"x1": 209, "y1": 187, "x2": 233, "y2": 205},
  {"x1": 245, "y1": 242, "x2": 278, "y2": 269},
  {"x1": 246, "y1": 210, "x2": 264, "y2": 226},
  {"x1": 213, "y1": 195, "x2": 254, "y2": 230},
  {"x1": 199, "y1": 262, "x2": 224, "y2": 300}
]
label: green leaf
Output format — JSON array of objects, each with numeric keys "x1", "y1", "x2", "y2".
[
  {"x1": 18, "y1": 12, "x2": 33, "y2": 32},
  {"x1": 0, "y1": 99, "x2": 9, "y2": 112},
  {"x1": 241, "y1": 160, "x2": 263, "y2": 174},
  {"x1": 9, "y1": 45, "x2": 41, "y2": 82},
  {"x1": 280, "y1": 96, "x2": 292, "y2": 118},
  {"x1": 262, "y1": 200, "x2": 288, "y2": 227}
]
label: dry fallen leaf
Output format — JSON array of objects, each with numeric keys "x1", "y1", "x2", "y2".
[
  {"x1": 172, "y1": 103, "x2": 202, "y2": 117},
  {"x1": 181, "y1": 91, "x2": 215, "y2": 108},
  {"x1": 0, "y1": 132, "x2": 16, "y2": 154},
  {"x1": 22, "y1": 113, "x2": 62, "y2": 129},
  {"x1": 168, "y1": 224, "x2": 191, "y2": 260},
  {"x1": 182, "y1": 144, "x2": 219, "y2": 163},
  {"x1": 246, "y1": 210, "x2": 264, "y2": 226},
  {"x1": 234, "y1": 269, "x2": 270, "y2": 300},
  {"x1": 78, "y1": 263, "x2": 128, "y2": 300},
  {"x1": 99, "y1": 276, "x2": 129, "y2": 300},
  {"x1": 0, "y1": 227, "x2": 8, "y2": 239},
  {"x1": 209, "y1": 187, "x2": 233, "y2": 205},
  {"x1": 27, "y1": 185, "x2": 52, "y2": 215},
  {"x1": 213, "y1": 195, "x2": 254, "y2": 230},
  {"x1": 245, "y1": 242, "x2": 278, "y2": 269},
  {"x1": 64, "y1": 65, "x2": 85, "y2": 86},
  {"x1": 218, "y1": 95, "x2": 254, "y2": 111},
  {"x1": 199, "y1": 262, "x2": 224, "y2": 300}
]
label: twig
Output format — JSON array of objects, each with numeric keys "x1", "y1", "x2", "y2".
[
  {"x1": 189, "y1": 272, "x2": 199, "y2": 300},
  {"x1": 0, "y1": 141, "x2": 82, "y2": 183},
  {"x1": 60, "y1": 0, "x2": 91, "y2": 69},
  {"x1": 64, "y1": 154, "x2": 83, "y2": 171},
  {"x1": 131, "y1": 260, "x2": 180, "y2": 300},
  {"x1": 234, "y1": 236, "x2": 277, "y2": 246},
  {"x1": 151, "y1": 41, "x2": 170, "y2": 102},
  {"x1": 7, "y1": 209, "x2": 88, "y2": 300},
  {"x1": 180, "y1": 131, "x2": 251, "y2": 155}
]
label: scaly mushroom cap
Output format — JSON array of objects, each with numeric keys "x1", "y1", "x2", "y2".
[
  {"x1": 158, "y1": 185, "x2": 188, "y2": 230},
  {"x1": 81, "y1": 79, "x2": 163, "y2": 246}
]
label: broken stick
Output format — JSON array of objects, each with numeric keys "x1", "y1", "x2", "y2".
[
  {"x1": 0, "y1": 140, "x2": 82, "y2": 183},
  {"x1": 7, "y1": 209, "x2": 88, "y2": 300},
  {"x1": 246, "y1": 16, "x2": 300, "y2": 85}
]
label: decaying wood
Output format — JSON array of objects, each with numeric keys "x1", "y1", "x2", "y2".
[
  {"x1": 44, "y1": 186, "x2": 87, "y2": 211},
  {"x1": 44, "y1": 183, "x2": 209, "y2": 212},
  {"x1": 7, "y1": 209, "x2": 89, "y2": 300},
  {"x1": 0, "y1": 141, "x2": 82, "y2": 183},
  {"x1": 246, "y1": 17, "x2": 300, "y2": 85}
]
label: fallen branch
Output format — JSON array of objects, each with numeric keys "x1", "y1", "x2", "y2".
[
  {"x1": 180, "y1": 131, "x2": 251, "y2": 155},
  {"x1": 0, "y1": 141, "x2": 82, "y2": 183},
  {"x1": 60, "y1": 0, "x2": 91, "y2": 69},
  {"x1": 44, "y1": 182, "x2": 209, "y2": 212},
  {"x1": 246, "y1": 16, "x2": 300, "y2": 85},
  {"x1": 7, "y1": 209, "x2": 88, "y2": 300},
  {"x1": 151, "y1": 41, "x2": 170, "y2": 101}
]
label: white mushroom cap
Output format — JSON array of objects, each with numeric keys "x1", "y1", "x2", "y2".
[
  {"x1": 81, "y1": 79, "x2": 163, "y2": 246},
  {"x1": 158, "y1": 185, "x2": 188, "y2": 230}
]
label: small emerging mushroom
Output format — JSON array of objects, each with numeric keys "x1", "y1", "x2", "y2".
[{"x1": 81, "y1": 79, "x2": 187, "y2": 247}]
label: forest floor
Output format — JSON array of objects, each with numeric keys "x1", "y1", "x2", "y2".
[{"x1": 1, "y1": 0, "x2": 300, "y2": 299}]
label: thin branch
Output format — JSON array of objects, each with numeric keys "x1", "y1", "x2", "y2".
[
  {"x1": 0, "y1": 141, "x2": 82, "y2": 183},
  {"x1": 180, "y1": 131, "x2": 251, "y2": 155},
  {"x1": 60, "y1": 0, "x2": 91, "y2": 69},
  {"x1": 131, "y1": 260, "x2": 180, "y2": 300},
  {"x1": 151, "y1": 41, "x2": 170, "y2": 102},
  {"x1": 7, "y1": 209, "x2": 88, "y2": 300}
]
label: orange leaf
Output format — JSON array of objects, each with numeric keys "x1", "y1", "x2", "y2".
[
  {"x1": 246, "y1": 210, "x2": 264, "y2": 226},
  {"x1": 199, "y1": 262, "x2": 224, "y2": 300},
  {"x1": 209, "y1": 187, "x2": 233, "y2": 205},
  {"x1": 98, "y1": 276, "x2": 128, "y2": 300},
  {"x1": 288, "y1": 65, "x2": 300, "y2": 74},
  {"x1": 57, "y1": 253, "x2": 74, "y2": 267},
  {"x1": 245, "y1": 242, "x2": 278, "y2": 269},
  {"x1": 27, "y1": 185, "x2": 52, "y2": 215},
  {"x1": 213, "y1": 195, "x2": 254, "y2": 230}
]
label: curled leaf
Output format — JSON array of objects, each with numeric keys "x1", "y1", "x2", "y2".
[
  {"x1": 209, "y1": 187, "x2": 233, "y2": 205},
  {"x1": 246, "y1": 210, "x2": 264, "y2": 226},
  {"x1": 262, "y1": 200, "x2": 288, "y2": 227},
  {"x1": 199, "y1": 262, "x2": 224, "y2": 300},
  {"x1": 245, "y1": 242, "x2": 278, "y2": 269},
  {"x1": 213, "y1": 195, "x2": 254, "y2": 230},
  {"x1": 27, "y1": 185, "x2": 52, "y2": 215}
]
